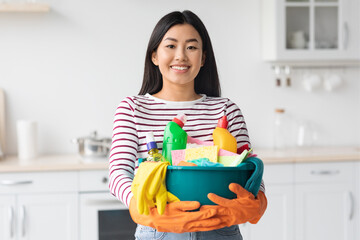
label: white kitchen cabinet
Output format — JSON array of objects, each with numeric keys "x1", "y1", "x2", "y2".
[
  {"x1": 249, "y1": 184, "x2": 294, "y2": 240},
  {"x1": 0, "y1": 172, "x2": 78, "y2": 240},
  {"x1": 295, "y1": 184, "x2": 355, "y2": 240},
  {"x1": 261, "y1": 0, "x2": 360, "y2": 63},
  {"x1": 357, "y1": 162, "x2": 360, "y2": 240},
  {"x1": 244, "y1": 161, "x2": 357, "y2": 240},
  {"x1": 294, "y1": 161, "x2": 356, "y2": 240},
  {"x1": 17, "y1": 194, "x2": 78, "y2": 240},
  {"x1": 242, "y1": 163, "x2": 295, "y2": 240}
]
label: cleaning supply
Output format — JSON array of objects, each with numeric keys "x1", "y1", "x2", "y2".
[
  {"x1": 228, "y1": 148, "x2": 252, "y2": 166},
  {"x1": 187, "y1": 158, "x2": 224, "y2": 167},
  {"x1": 129, "y1": 197, "x2": 227, "y2": 233},
  {"x1": 131, "y1": 161, "x2": 179, "y2": 215},
  {"x1": 145, "y1": 131, "x2": 166, "y2": 162},
  {"x1": 177, "y1": 161, "x2": 198, "y2": 166},
  {"x1": 184, "y1": 145, "x2": 219, "y2": 163},
  {"x1": 162, "y1": 113, "x2": 188, "y2": 165},
  {"x1": 212, "y1": 115, "x2": 237, "y2": 153}
]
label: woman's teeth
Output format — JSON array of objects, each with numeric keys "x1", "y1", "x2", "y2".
[{"x1": 171, "y1": 66, "x2": 189, "y2": 70}]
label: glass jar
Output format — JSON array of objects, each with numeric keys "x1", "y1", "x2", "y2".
[{"x1": 274, "y1": 108, "x2": 286, "y2": 150}]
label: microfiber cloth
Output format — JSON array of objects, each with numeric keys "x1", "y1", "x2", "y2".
[
  {"x1": 239, "y1": 157, "x2": 264, "y2": 197},
  {"x1": 187, "y1": 158, "x2": 224, "y2": 167}
]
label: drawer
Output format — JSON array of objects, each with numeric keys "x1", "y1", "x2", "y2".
[
  {"x1": 295, "y1": 161, "x2": 355, "y2": 184},
  {"x1": 79, "y1": 170, "x2": 109, "y2": 192},
  {"x1": 263, "y1": 163, "x2": 294, "y2": 184},
  {"x1": 0, "y1": 171, "x2": 78, "y2": 194}
]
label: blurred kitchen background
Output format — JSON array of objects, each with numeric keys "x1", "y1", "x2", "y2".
[
  {"x1": 0, "y1": 0, "x2": 359, "y2": 156},
  {"x1": 1, "y1": 1, "x2": 360, "y2": 240}
]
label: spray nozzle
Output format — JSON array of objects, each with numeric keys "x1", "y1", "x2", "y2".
[
  {"x1": 217, "y1": 116, "x2": 228, "y2": 129},
  {"x1": 173, "y1": 113, "x2": 187, "y2": 128}
]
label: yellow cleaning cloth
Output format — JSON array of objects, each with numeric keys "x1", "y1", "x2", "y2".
[
  {"x1": 131, "y1": 161, "x2": 179, "y2": 215},
  {"x1": 184, "y1": 145, "x2": 219, "y2": 163}
]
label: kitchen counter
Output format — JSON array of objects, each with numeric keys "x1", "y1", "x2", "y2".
[
  {"x1": 0, "y1": 154, "x2": 108, "y2": 173},
  {"x1": 256, "y1": 146, "x2": 360, "y2": 164},
  {"x1": 0, "y1": 146, "x2": 359, "y2": 172}
]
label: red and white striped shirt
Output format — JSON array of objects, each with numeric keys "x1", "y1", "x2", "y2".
[{"x1": 109, "y1": 93, "x2": 263, "y2": 207}]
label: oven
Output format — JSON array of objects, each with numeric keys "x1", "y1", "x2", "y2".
[{"x1": 79, "y1": 170, "x2": 137, "y2": 240}]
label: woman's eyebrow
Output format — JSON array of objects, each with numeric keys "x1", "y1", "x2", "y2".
[
  {"x1": 164, "y1": 37, "x2": 199, "y2": 43},
  {"x1": 186, "y1": 38, "x2": 199, "y2": 43}
]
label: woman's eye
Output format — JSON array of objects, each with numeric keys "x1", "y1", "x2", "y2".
[
  {"x1": 187, "y1": 46, "x2": 197, "y2": 50},
  {"x1": 166, "y1": 45, "x2": 175, "y2": 49}
]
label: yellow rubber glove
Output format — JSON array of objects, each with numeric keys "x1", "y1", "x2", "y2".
[{"x1": 131, "y1": 161, "x2": 179, "y2": 215}]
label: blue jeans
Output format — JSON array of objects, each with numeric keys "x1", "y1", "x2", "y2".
[{"x1": 134, "y1": 224, "x2": 243, "y2": 240}]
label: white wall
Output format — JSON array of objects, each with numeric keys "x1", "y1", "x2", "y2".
[{"x1": 0, "y1": 0, "x2": 359, "y2": 155}]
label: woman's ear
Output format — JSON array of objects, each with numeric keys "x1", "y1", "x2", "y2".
[
  {"x1": 201, "y1": 52, "x2": 206, "y2": 66},
  {"x1": 152, "y1": 51, "x2": 158, "y2": 66}
]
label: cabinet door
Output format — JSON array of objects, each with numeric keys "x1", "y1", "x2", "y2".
[
  {"x1": 248, "y1": 184, "x2": 294, "y2": 240},
  {"x1": 295, "y1": 183, "x2": 355, "y2": 240},
  {"x1": 17, "y1": 193, "x2": 78, "y2": 240},
  {"x1": 0, "y1": 195, "x2": 16, "y2": 240},
  {"x1": 262, "y1": 0, "x2": 359, "y2": 61}
]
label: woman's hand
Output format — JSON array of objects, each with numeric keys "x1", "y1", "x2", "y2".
[
  {"x1": 202, "y1": 183, "x2": 267, "y2": 226},
  {"x1": 129, "y1": 197, "x2": 228, "y2": 233}
]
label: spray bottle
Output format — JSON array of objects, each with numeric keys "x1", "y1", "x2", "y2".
[
  {"x1": 212, "y1": 115, "x2": 237, "y2": 153},
  {"x1": 145, "y1": 131, "x2": 166, "y2": 162},
  {"x1": 162, "y1": 113, "x2": 187, "y2": 165}
]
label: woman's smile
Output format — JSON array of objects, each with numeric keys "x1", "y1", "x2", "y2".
[{"x1": 170, "y1": 65, "x2": 190, "y2": 72}]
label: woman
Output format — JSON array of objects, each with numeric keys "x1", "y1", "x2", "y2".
[{"x1": 109, "y1": 10, "x2": 267, "y2": 240}]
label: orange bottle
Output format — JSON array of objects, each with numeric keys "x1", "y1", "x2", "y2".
[{"x1": 212, "y1": 116, "x2": 237, "y2": 153}]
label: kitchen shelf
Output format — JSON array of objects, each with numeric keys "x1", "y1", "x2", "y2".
[{"x1": 0, "y1": 2, "x2": 50, "y2": 13}]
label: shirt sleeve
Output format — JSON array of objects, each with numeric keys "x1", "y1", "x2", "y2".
[
  {"x1": 225, "y1": 99, "x2": 251, "y2": 149},
  {"x1": 108, "y1": 97, "x2": 138, "y2": 207},
  {"x1": 225, "y1": 99, "x2": 266, "y2": 193}
]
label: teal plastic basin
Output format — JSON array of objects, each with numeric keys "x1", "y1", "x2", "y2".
[{"x1": 166, "y1": 163, "x2": 255, "y2": 205}]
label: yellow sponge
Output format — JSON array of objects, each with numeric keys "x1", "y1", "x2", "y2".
[{"x1": 184, "y1": 146, "x2": 219, "y2": 163}]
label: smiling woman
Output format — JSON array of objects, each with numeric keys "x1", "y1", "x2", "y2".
[{"x1": 109, "y1": 10, "x2": 267, "y2": 240}]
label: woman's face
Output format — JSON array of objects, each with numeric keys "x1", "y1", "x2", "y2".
[{"x1": 152, "y1": 24, "x2": 205, "y2": 88}]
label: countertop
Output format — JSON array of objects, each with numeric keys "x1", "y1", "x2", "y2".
[
  {"x1": 255, "y1": 146, "x2": 360, "y2": 164},
  {"x1": 0, "y1": 154, "x2": 108, "y2": 173},
  {"x1": 0, "y1": 146, "x2": 359, "y2": 173}
]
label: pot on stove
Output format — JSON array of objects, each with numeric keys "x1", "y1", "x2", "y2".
[{"x1": 72, "y1": 131, "x2": 111, "y2": 159}]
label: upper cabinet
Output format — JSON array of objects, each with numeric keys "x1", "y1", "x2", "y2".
[{"x1": 261, "y1": 0, "x2": 360, "y2": 64}]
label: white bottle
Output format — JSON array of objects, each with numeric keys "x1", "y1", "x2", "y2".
[{"x1": 274, "y1": 108, "x2": 286, "y2": 150}]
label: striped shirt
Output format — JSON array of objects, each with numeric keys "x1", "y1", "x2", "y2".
[{"x1": 109, "y1": 93, "x2": 264, "y2": 207}]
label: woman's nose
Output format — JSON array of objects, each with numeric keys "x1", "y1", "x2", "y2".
[{"x1": 175, "y1": 48, "x2": 187, "y2": 61}]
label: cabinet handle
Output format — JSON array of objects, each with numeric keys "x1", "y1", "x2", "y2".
[
  {"x1": 20, "y1": 205, "x2": 26, "y2": 237},
  {"x1": 343, "y1": 22, "x2": 349, "y2": 50},
  {"x1": 310, "y1": 170, "x2": 339, "y2": 175},
  {"x1": 0, "y1": 180, "x2": 33, "y2": 186},
  {"x1": 8, "y1": 206, "x2": 14, "y2": 238},
  {"x1": 349, "y1": 192, "x2": 354, "y2": 221}
]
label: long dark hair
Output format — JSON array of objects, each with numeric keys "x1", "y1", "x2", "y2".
[{"x1": 138, "y1": 10, "x2": 221, "y2": 97}]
